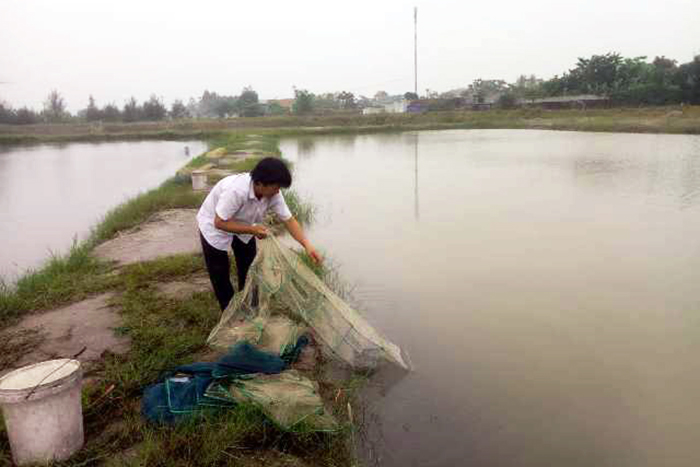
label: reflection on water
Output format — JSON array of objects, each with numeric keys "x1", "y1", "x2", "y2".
[
  {"x1": 296, "y1": 137, "x2": 317, "y2": 157},
  {"x1": 0, "y1": 140, "x2": 207, "y2": 279},
  {"x1": 413, "y1": 132, "x2": 420, "y2": 221},
  {"x1": 281, "y1": 130, "x2": 700, "y2": 467}
]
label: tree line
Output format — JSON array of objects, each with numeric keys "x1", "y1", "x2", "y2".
[
  {"x1": 497, "y1": 53, "x2": 700, "y2": 107},
  {"x1": 1, "y1": 52, "x2": 698, "y2": 125},
  {"x1": 0, "y1": 90, "x2": 176, "y2": 125},
  {"x1": 0, "y1": 86, "x2": 362, "y2": 124}
]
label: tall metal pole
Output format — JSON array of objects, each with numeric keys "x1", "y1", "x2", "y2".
[
  {"x1": 413, "y1": 7, "x2": 419, "y2": 221},
  {"x1": 414, "y1": 7, "x2": 418, "y2": 96}
]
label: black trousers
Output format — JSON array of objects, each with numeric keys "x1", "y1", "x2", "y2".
[{"x1": 200, "y1": 232, "x2": 257, "y2": 311}]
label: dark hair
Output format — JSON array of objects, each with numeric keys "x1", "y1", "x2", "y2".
[{"x1": 250, "y1": 157, "x2": 292, "y2": 188}]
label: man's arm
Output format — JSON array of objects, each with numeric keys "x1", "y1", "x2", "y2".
[
  {"x1": 214, "y1": 214, "x2": 269, "y2": 238},
  {"x1": 284, "y1": 217, "x2": 322, "y2": 264}
]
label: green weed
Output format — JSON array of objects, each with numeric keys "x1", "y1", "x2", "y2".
[
  {"x1": 0, "y1": 241, "x2": 115, "y2": 328},
  {"x1": 283, "y1": 189, "x2": 314, "y2": 226},
  {"x1": 90, "y1": 176, "x2": 206, "y2": 246}
]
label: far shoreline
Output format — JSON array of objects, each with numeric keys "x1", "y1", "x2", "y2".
[{"x1": 1, "y1": 105, "x2": 699, "y2": 145}]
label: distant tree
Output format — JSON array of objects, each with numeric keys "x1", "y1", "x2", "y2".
[
  {"x1": 198, "y1": 90, "x2": 218, "y2": 117},
  {"x1": 614, "y1": 56, "x2": 652, "y2": 91},
  {"x1": 237, "y1": 87, "x2": 261, "y2": 117},
  {"x1": 677, "y1": 55, "x2": 700, "y2": 104},
  {"x1": 142, "y1": 94, "x2": 167, "y2": 121},
  {"x1": 266, "y1": 102, "x2": 287, "y2": 116},
  {"x1": 553, "y1": 53, "x2": 650, "y2": 96},
  {"x1": 43, "y1": 89, "x2": 68, "y2": 122},
  {"x1": 197, "y1": 90, "x2": 236, "y2": 117},
  {"x1": 496, "y1": 92, "x2": 517, "y2": 109},
  {"x1": 570, "y1": 53, "x2": 624, "y2": 94},
  {"x1": 312, "y1": 93, "x2": 336, "y2": 112},
  {"x1": 538, "y1": 52, "x2": 692, "y2": 105},
  {"x1": 336, "y1": 91, "x2": 356, "y2": 109},
  {"x1": 170, "y1": 99, "x2": 188, "y2": 119},
  {"x1": 214, "y1": 98, "x2": 237, "y2": 118},
  {"x1": 15, "y1": 107, "x2": 40, "y2": 125},
  {"x1": 102, "y1": 103, "x2": 121, "y2": 122},
  {"x1": 613, "y1": 56, "x2": 681, "y2": 105},
  {"x1": 186, "y1": 97, "x2": 200, "y2": 118},
  {"x1": 541, "y1": 74, "x2": 567, "y2": 96},
  {"x1": 122, "y1": 97, "x2": 141, "y2": 122},
  {"x1": 292, "y1": 89, "x2": 314, "y2": 115},
  {"x1": 652, "y1": 56, "x2": 678, "y2": 84},
  {"x1": 86, "y1": 95, "x2": 101, "y2": 121},
  {"x1": 0, "y1": 100, "x2": 16, "y2": 124},
  {"x1": 468, "y1": 79, "x2": 508, "y2": 103},
  {"x1": 403, "y1": 91, "x2": 419, "y2": 100}
]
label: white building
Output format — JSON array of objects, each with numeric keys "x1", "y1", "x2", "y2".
[
  {"x1": 362, "y1": 99, "x2": 408, "y2": 115},
  {"x1": 384, "y1": 100, "x2": 408, "y2": 113},
  {"x1": 362, "y1": 107, "x2": 384, "y2": 115}
]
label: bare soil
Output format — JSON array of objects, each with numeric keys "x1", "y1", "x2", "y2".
[
  {"x1": 93, "y1": 209, "x2": 200, "y2": 266},
  {"x1": 155, "y1": 273, "x2": 211, "y2": 300},
  {"x1": 0, "y1": 293, "x2": 129, "y2": 375}
]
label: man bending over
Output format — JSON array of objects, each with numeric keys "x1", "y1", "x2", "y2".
[{"x1": 197, "y1": 157, "x2": 322, "y2": 310}]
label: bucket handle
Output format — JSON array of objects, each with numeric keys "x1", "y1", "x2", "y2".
[{"x1": 23, "y1": 347, "x2": 86, "y2": 400}]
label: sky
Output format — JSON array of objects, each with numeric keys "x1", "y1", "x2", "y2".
[{"x1": 1, "y1": 0, "x2": 699, "y2": 112}]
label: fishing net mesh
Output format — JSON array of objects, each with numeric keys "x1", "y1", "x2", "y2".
[
  {"x1": 207, "y1": 370, "x2": 338, "y2": 431},
  {"x1": 207, "y1": 236, "x2": 408, "y2": 370}
]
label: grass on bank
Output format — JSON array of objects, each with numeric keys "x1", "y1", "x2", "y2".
[{"x1": 208, "y1": 133, "x2": 282, "y2": 156}]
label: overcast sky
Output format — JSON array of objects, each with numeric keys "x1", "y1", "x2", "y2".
[{"x1": 1, "y1": 0, "x2": 698, "y2": 112}]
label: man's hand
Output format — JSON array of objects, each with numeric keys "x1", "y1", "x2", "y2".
[
  {"x1": 250, "y1": 224, "x2": 269, "y2": 239},
  {"x1": 283, "y1": 217, "x2": 322, "y2": 264},
  {"x1": 305, "y1": 245, "x2": 323, "y2": 264}
]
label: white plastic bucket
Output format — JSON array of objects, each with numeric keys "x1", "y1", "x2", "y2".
[
  {"x1": 191, "y1": 170, "x2": 207, "y2": 190},
  {"x1": 0, "y1": 359, "x2": 84, "y2": 465}
]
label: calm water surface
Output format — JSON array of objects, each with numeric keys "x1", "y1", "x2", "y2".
[
  {"x1": 0, "y1": 140, "x2": 207, "y2": 279},
  {"x1": 280, "y1": 130, "x2": 700, "y2": 467}
]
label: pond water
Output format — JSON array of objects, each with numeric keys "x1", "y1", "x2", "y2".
[
  {"x1": 0, "y1": 140, "x2": 207, "y2": 279},
  {"x1": 280, "y1": 130, "x2": 700, "y2": 467}
]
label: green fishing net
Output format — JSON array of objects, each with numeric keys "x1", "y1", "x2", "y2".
[
  {"x1": 207, "y1": 370, "x2": 338, "y2": 431},
  {"x1": 207, "y1": 235, "x2": 408, "y2": 371}
]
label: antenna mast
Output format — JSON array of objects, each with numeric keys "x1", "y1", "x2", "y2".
[{"x1": 414, "y1": 7, "x2": 418, "y2": 96}]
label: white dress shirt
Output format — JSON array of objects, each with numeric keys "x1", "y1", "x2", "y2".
[{"x1": 197, "y1": 173, "x2": 292, "y2": 251}]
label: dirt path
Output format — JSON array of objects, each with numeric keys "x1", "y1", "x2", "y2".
[
  {"x1": 1, "y1": 293, "x2": 129, "y2": 375},
  {"x1": 93, "y1": 209, "x2": 200, "y2": 266},
  {"x1": 156, "y1": 274, "x2": 210, "y2": 299}
]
